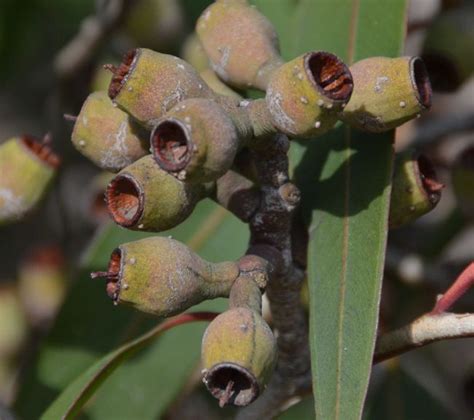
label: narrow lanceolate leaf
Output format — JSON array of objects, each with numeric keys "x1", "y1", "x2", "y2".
[
  {"x1": 41, "y1": 312, "x2": 217, "y2": 420},
  {"x1": 258, "y1": 0, "x2": 407, "y2": 418}
]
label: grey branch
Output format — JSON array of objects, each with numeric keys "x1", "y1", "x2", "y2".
[
  {"x1": 54, "y1": 0, "x2": 135, "y2": 79},
  {"x1": 374, "y1": 312, "x2": 474, "y2": 364}
]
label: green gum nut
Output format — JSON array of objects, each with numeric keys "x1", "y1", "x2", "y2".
[
  {"x1": 452, "y1": 146, "x2": 474, "y2": 219},
  {"x1": 71, "y1": 92, "x2": 148, "y2": 173},
  {"x1": 341, "y1": 56, "x2": 432, "y2": 133},
  {"x1": 108, "y1": 49, "x2": 214, "y2": 129},
  {"x1": 422, "y1": 5, "x2": 474, "y2": 92},
  {"x1": 201, "y1": 307, "x2": 277, "y2": 407},
  {"x1": 196, "y1": 0, "x2": 283, "y2": 90},
  {"x1": 151, "y1": 98, "x2": 239, "y2": 183},
  {"x1": 91, "y1": 237, "x2": 240, "y2": 316},
  {"x1": 389, "y1": 151, "x2": 443, "y2": 229},
  {"x1": 266, "y1": 52, "x2": 354, "y2": 138},
  {"x1": 106, "y1": 155, "x2": 208, "y2": 231},
  {"x1": 0, "y1": 136, "x2": 59, "y2": 225}
]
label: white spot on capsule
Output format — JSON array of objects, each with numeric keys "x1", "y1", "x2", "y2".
[
  {"x1": 79, "y1": 140, "x2": 86, "y2": 147},
  {"x1": 317, "y1": 99, "x2": 324, "y2": 107},
  {"x1": 138, "y1": 224, "x2": 144, "y2": 229},
  {"x1": 400, "y1": 101, "x2": 407, "y2": 108},
  {"x1": 326, "y1": 103, "x2": 333, "y2": 110},
  {"x1": 300, "y1": 96, "x2": 308, "y2": 104},
  {"x1": 129, "y1": 257, "x2": 136, "y2": 265},
  {"x1": 177, "y1": 63, "x2": 185, "y2": 70},
  {"x1": 127, "y1": 86, "x2": 133, "y2": 92},
  {"x1": 315, "y1": 121, "x2": 321, "y2": 128}
]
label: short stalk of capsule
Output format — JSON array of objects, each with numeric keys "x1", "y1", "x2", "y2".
[
  {"x1": 341, "y1": 56, "x2": 432, "y2": 133},
  {"x1": 0, "y1": 136, "x2": 59, "y2": 225},
  {"x1": 71, "y1": 91, "x2": 149, "y2": 172},
  {"x1": 389, "y1": 150, "x2": 443, "y2": 229}
]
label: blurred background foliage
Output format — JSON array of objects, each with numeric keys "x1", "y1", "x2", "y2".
[{"x1": 0, "y1": 0, "x2": 473, "y2": 419}]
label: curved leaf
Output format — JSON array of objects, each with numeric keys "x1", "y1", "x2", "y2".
[{"x1": 41, "y1": 312, "x2": 217, "y2": 419}]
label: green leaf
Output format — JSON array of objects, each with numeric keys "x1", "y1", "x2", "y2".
[
  {"x1": 252, "y1": 0, "x2": 407, "y2": 418},
  {"x1": 41, "y1": 312, "x2": 217, "y2": 419},
  {"x1": 16, "y1": 201, "x2": 249, "y2": 419}
]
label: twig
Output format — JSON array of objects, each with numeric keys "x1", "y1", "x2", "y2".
[
  {"x1": 375, "y1": 261, "x2": 474, "y2": 363},
  {"x1": 54, "y1": 0, "x2": 135, "y2": 79},
  {"x1": 237, "y1": 135, "x2": 310, "y2": 419},
  {"x1": 374, "y1": 312, "x2": 474, "y2": 364}
]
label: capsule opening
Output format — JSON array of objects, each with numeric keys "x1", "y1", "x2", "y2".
[
  {"x1": 108, "y1": 49, "x2": 139, "y2": 100},
  {"x1": 305, "y1": 52, "x2": 353, "y2": 102},
  {"x1": 106, "y1": 175, "x2": 143, "y2": 227},
  {"x1": 21, "y1": 135, "x2": 60, "y2": 168},
  {"x1": 411, "y1": 57, "x2": 432, "y2": 109},
  {"x1": 151, "y1": 120, "x2": 190, "y2": 172},
  {"x1": 417, "y1": 154, "x2": 443, "y2": 204},
  {"x1": 205, "y1": 364, "x2": 259, "y2": 407}
]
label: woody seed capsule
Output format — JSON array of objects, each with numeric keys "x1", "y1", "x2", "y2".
[
  {"x1": 0, "y1": 136, "x2": 59, "y2": 225},
  {"x1": 389, "y1": 151, "x2": 443, "y2": 229},
  {"x1": 341, "y1": 56, "x2": 432, "y2": 133},
  {"x1": 71, "y1": 92, "x2": 148, "y2": 172},
  {"x1": 91, "y1": 237, "x2": 240, "y2": 316},
  {"x1": 151, "y1": 98, "x2": 239, "y2": 183},
  {"x1": 196, "y1": 0, "x2": 283, "y2": 90},
  {"x1": 106, "y1": 155, "x2": 208, "y2": 231},
  {"x1": 266, "y1": 52, "x2": 353, "y2": 138},
  {"x1": 108, "y1": 48, "x2": 214, "y2": 128}
]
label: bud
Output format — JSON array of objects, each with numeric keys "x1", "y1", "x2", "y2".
[
  {"x1": 341, "y1": 56, "x2": 432, "y2": 133},
  {"x1": 18, "y1": 245, "x2": 66, "y2": 327},
  {"x1": 71, "y1": 92, "x2": 148, "y2": 172},
  {"x1": 0, "y1": 136, "x2": 59, "y2": 225},
  {"x1": 390, "y1": 151, "x2": 443, "y2": 229},
  {"x1": 422, "y1": 5, "x2": 474, "y2": 92},
  {"x1": 452, "y1": 146, "x2": 474, "y2": 219},
  {"x1": 151, "y1": 98, "x2": 239, "y2": 183},
  {"x1": 106, "y1": 155, "x2": 208, "y2": 231},
  {"x1": 196, "y1": 0, "x2": 283, "y2": 90},
  {"x1": 91, "y1": 237, "x2": 240, "y2": 316},
  {"x1": 107, "y1": 49, "x2": 213, "y2": 128},
  {"x1": 266, "y1": 52, "x2": 353, "y2": 137},
  {"x1": 201, "y1": 307, "x2": 276, "y2": 406}
]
